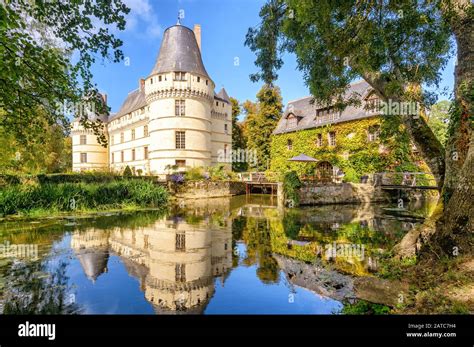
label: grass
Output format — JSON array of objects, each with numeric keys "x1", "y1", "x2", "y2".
[{"x1": 0, "y1": 180, "x2": 169, "y2": 217}]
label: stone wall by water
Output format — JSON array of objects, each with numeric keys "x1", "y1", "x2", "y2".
[
  {"x1": 173, "y1": 180, "x2": 246, "y2": 199},
  {"x1": 298, "y1": 183, "x2": 391, "y2": 205}
]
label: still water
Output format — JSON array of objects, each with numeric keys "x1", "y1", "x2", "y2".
[{"x1": 0, "y1": 195, "x2": 434, "y2": 314}]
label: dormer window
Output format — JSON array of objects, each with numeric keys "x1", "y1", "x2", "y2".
[
  {"x1": 159, "y1": 75, "x2": 162, "y2": 82},
  {"x1": 287, "y1": 114, "x2": 298, "y2": 129},
  {"x1": 287, "y1": 139, "x2": 293, "y2": 150},
  {"x1": 316, "y1": 107, "x2": 340, "y2": 123},
  {"x1": 174, "y1": 72, "x2": 186, "y2": 81}
]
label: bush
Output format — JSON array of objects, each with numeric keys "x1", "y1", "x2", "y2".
[
  {"x1": 123, "y1": 166, "x2": 133, "y2": 177},
  {"x1": 185, "y1": 167, "x2": 204, "y2": 181},
  {"x1": 283, "y1": 171, "x2": 302, "y2": 207},
  {"x1": 0, "y1": 180, "x2": 168, "y2": 217}
]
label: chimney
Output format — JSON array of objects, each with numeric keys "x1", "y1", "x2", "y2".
[
  {"x1": 139, "y1": 78, "x2": 145, "y2": 91},
  {"x1": 194, "y1": 24, "x2": 201, "y2": 52}
]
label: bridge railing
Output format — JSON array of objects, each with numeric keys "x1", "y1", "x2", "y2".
[
  {"x1": 238, "y1": 172, "x2": 278, "y2": 183},
  {"x1": 373, "y1": 172, "x2": 437, "y2": 188}
]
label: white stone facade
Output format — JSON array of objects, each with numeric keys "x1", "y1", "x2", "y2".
[{"x1": 72, "y1": 23, "x2": 232, "y2": 175}]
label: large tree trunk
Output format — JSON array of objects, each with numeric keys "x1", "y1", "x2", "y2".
[
  {"x1": 431, "y1": 0, "x2": 474, "y2": 256},
  {"x1": 395, "y1": 0, "x2": 473, "y2": 258}
]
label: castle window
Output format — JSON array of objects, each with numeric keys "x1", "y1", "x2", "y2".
[
  {"x1": 144, "y1": 125, "x2": 148, "y2": 137},
  {"x1": 224, "y1": 144, "x2": 228, "y2": 157},
  {"x1": 197, "y1": 76, "x2": 200, "y2": 83},
  {"x1": 328, "y1": 131, "x2": 336, "y2": 146},
  {"x1": 224, "y1": 124, "x2": 228, "y2": 134},
  {"x1": 175, "y1": 100, "x2": 185, "y2": 116},
  {"x1": 174, "y1": 72, "x2": 186, "y2": 81},
  {"x1": 316, "y1": 133, "x2": 323, "y2": 147},
  {"x1": 132, "y1": 149, "x2": 135, "y2": 161},
  {"x1": 206, "y1": 80, "x2": 208, "y2": 85},
  {"x1": 175, "y1": 264, "x2": 186, "y2": 282},
  {"x1": 111, "y1": 152, "x2": 115, "y2": 163},
  {"x1": 175, "y1": 160, "x2": 186, "y2": 167},
  {"x1": 80, "y1": 135, "x2": 86, "y2": 145},
  {"x1": 176, "y1": 233, "x2": 186, "y2": 252},
  {"x1": 175, "y1": 131, "x2": 186, "y2": 149},
  {"x1": 368, "y1": 125, "x2": 381, "y2": 142},
  {"x1": 120, "y1": 132, "x2": 124, "y2": 143},
  {"x1": 131, "y1": 129, "x2": 135, "y2": 140},
  {"x1": 144, "y1": 146, "x2": 148, "y2": 159},
  {"x1": 80, "y1": 153, "x2": 87, "y2": 163},
  {"x1": 158, "y1": 75, "x2": 162, "y2": 82},
  {"x1": 287, "y1": 139, "x2": 293, "y2": 150},
  {"x1": 121, "y1": 151, "x2": 124, "y2": 162},
  {"x1": 150, "y1": 78, "x2": 153, "y2": 84},
  {"x1": 216, "y1": 101, "x2": 219, "y2": 106}
]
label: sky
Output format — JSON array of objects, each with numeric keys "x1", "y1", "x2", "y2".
[{"x1": 91, "y1": 0, "x2": 456, "y2": 118}]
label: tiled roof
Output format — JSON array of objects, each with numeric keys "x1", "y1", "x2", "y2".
[
  {"x1": 150, "y1": 24, "x2": 210, "y2": 79},
  {"x1": 216, "y1": 88, "x2": 230, "y2": 103},
  {"x1": 108, "y1": 88, "x2": 147, "y2": 122},
  {"x1": 273, "y1": 80, "x2": 376, "y2": 135}
]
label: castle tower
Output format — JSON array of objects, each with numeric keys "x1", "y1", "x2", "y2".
[
  {"x1": 145, "y1": 23, "x2": 215, "y2": 173},
  {"x1": 71, "y1": 95, "x2": 109, "y2": 172}
]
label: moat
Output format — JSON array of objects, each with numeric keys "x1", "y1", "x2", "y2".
[{"x1": 0, "y1": 195, "x2": 435, "y2": 314}]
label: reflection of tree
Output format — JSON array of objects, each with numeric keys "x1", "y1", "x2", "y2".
[
  {"x1": 282, "y1": 210, "x2": 303, "y2": 239},
  {"x1": 242, "y1": 218, "x2": 279, "y2": 284},
  {"x1": 3, "y1": 260, "x2": 80, "y2": 314}
]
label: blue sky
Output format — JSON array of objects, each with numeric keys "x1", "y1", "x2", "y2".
[{"x1": 91, "y1": 0, "x2": 456, "y2": 118}]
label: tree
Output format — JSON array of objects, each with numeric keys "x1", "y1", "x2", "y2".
[
  {"x1": 244, "y1": 85, "x2": 283, "y2": 171},
  {"x1": 428, "y1": 100, "x2": 451, "y2": 146},
  {"x1": 230, "y1": 97, "x2": 248, "y2": 171},
  {"x1": 0, "y1": 0, "x2": 130, "y2": 145},
  {"x1": 0, "y1": 108, "x2": 72, "y2": 174},
  {"x1": 246, "y1": 0, "x2": 473, "y2": 257}
]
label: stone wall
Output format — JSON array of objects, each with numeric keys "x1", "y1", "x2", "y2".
[
  {"x1": 173, "y1": 180, "x2": 246, "y2": 199},
  {"x1": 298, "y1": 183, "x2": 391, "y2": 205}
]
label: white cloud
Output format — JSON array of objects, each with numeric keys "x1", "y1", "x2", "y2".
[{"x1": 123, "y1": 0, "x2": 162, "y2": 38}]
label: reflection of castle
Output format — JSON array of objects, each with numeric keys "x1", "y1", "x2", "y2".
[{"x1": 70, "y1": 216, "x2": 232, "y2": 313}]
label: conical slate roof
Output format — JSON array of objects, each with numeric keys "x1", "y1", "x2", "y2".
[
  {"x1": 216, "y1": 88, "x2": 230, "y2": 103},
  {"x1": 150, "y1": 24, "x2": 210, "y2": 79}
]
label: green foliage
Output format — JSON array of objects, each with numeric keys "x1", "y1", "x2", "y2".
[
  {"x1": 208, "y1": 164, "x2": 234, "y2": 181},
  {"x1": 428, "y1": 100, "x2": 450, "y2": 146},
  {"x1": 245, "y1": 85, "x2": 283, "y2": 170},
  {"x1": 123, "y1": 165, "x2": 133, "y2": 177},
  {"x1": 282, "y1": 171, "x2": 301, "y2": 206},
  {"x1": 246, "y1": 0, "x2": 451, "y2": 105},
  {"x1": 0, "y1": 115, "x2": 71, "y2": 174},
  {"x1": 0, "y1": 1, "x2": 130, "y2": 144},
  {"x1": 341, "y1": 301, "x2": 391, "y2": 315},
  {"x1": 230, "y1": 97, "x2": 248, "y2": 171},
  {"x1": 271, "y1": 116, "x2": 425, "y2": 179},
  {"x1": 0, "y1": 180, "x2": 168, "y2": 217},
  {"x1": 184, "y1": 167, "x2": 205, "y2": 181}
]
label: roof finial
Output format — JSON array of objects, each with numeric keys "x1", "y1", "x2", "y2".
[{"x1": 177, "y1": 12, "x2": 181, "y2": 25}]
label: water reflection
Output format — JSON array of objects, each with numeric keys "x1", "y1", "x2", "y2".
[{"x1": 0, "y1": 195, "x2": 436, "y2": 314}]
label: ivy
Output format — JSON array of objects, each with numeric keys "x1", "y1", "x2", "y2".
[{"x1": 271, "y1": 116, "x2": 426, "y2": 181}]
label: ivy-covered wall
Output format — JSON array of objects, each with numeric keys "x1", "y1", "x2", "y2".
[{"x1": 270, "y1": 116, "x2": 429, "y2": 182}]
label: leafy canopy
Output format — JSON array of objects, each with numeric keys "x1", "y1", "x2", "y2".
[{"x1": 0, "y1": 0, "x2": 130, "y2": 144}]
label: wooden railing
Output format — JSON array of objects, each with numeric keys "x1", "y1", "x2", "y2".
[{"x1": 374, "y1": 172, "x2": 438, "y2": 189}]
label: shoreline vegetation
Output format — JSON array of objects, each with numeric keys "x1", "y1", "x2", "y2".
[{"x1": 0, "y1": 174, "x2": 169, "y2": 218}]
